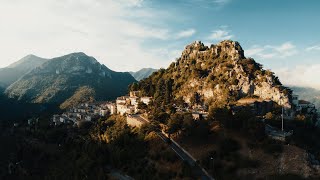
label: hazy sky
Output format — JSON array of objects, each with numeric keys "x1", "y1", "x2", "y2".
[{"x1": 1, "y1": 0, "x2": 320, "y2": 89}]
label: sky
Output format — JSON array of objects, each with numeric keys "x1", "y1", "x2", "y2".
[{"x1": 0, "y1": 0, "x2": 320, "y2": 89}]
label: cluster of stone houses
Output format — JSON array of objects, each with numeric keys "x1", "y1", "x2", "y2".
[
  {"x1": 292, "y1": 94, "x2": 319, "y2": 125},
  {"x1": 51, "y1": 91, "x2": 152, "y2": 126},
  {"x1": 51, "y1": 90, "x2": 319, "y2": 129},
  {"x1": 115, "y1": 91, "x2": 152, "y2": 115},
  {"x1": 292, "y1": 94, "x2": 317, "y2": 114},
  {"x1": 52, "y1": 102, "x2": 112, "y2": 126}
]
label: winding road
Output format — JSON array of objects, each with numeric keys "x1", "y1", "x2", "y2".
[
  {"x1": 156, "y1": 131, "x2": 214, "y2": 180},
  {"x1": 135, "y1": 115, "x2": 214, "y2": 179}
]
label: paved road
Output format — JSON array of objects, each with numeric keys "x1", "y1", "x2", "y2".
[
  {"x1": 106, "y1": 166, "x2": 134, "y2": 180},
  {"x1": 109, "y1": 172, "x2": 134, "y2": 180},
  {"x1": 156, "y1": 131, "x2": 214, "y2": 180},
  {"x1": 138, "y1": 115, "x2": 214, "y2": 179}
]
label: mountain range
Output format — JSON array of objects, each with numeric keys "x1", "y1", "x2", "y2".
[
  {"x1": 4, "y1": 52, "x2": 136, "y2": 109},
  {"x1": 0, "y1": 55, "x2": 47, "y2": 88},
  {"x1": 130, "y1": 68, "x2": 158, "y2": 81},
  {"x1": 2, "y1": 41, "x2": 319, "y2": 113}
]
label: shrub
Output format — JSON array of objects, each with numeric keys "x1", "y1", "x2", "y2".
[
  {"x1": 262, "y1": 140, "x2": 283, "y2": 155},
  {"x1": 162, "y1": 149, "x2": 178, "y2": 162},
  {"x1": 265, "y1": 112, "x2": 274, "y2": 120},
  {"x1": 220, "y1": 138, "x2": 240, "y2": 155}
]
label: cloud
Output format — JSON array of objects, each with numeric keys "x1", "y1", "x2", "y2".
[
  {"x1": 181, "y1": 0, "x2": 232, "y2": 9},
  {"x1": 211, "y1": 0, "x2": 232, "y2": 9},
  {"x1": 245, "y1": 47, "x2": 265, "y2": 57},
  {"x1": 150, "y1": 48, "x2": 182, "y2": 63},
  {"x1": 176, "y1": 29, "x2": 196, "y2": 39},
  {"x1": 276, "y1": 42, "x2": 295, "y2": 51},
  {"x1": 121, "y1": 23, "x2": 169, "y2": 40},
  {"x1": 245, "y1": 42, "x2": 297, "y2": 59},
  {"x1": 246, "y1": 42, "x2": 320, "y2": 89},
  {"x1": 208, "y1": 29, "x2": 233, "y2": 40},
  {"x1": 213, "y1": 0, "x2": 231, "y2": 5},
  {"x1": 306, "y1": 45, "x2": 320, "y2": 51},
  {"x1": 126, "y1": 0, "x2": 144, "y2": 7},
  {"x1": 272, "y1": 42, "x2": 297, "y2": 57},
  {"x1": 0, "y1": 0, "x2": 173, "y2": 71},
  {"x1": 275, "y1": 64, "x2": 320, "y2": 90}
]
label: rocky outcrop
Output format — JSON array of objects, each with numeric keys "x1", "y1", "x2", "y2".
[
  {"x1": 181, "y1": 40, "x2": 245, "y2": 63},
  {"x1": 139, "y1": 40, "x2": 292, "y2": 108},
  {"x1": 253, "y1": 82, "x2": 291, "y2": 108}
]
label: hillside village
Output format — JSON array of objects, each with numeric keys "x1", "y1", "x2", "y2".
[
  {"x1": 292, "y1": 94, "x2": 319, "y2": 120},
  {"x1": 51, "y1": 88, "x2": 319, "y2": 131},
  {"x1": 51, "y1": 90, "x2": 212, "y2": 127},
  {"x1": 51, "y1": 91, "x2": 152, "y2": 127},
  {"x1": 45, "y1": 87, "x2": 320, "y2": 178}
]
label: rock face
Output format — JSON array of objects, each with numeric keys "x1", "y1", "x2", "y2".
[
  {"x1": 181, "y1": 40, "x2": 245, "y2": 62},
  {"x1": 135, "y1": 40, "x2": 292, "y2": 108},
  {"x1": 5, "y1": 52, "x2": 136, "y2": 107}
]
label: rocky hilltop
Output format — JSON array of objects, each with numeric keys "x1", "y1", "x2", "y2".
[
  {"x1": 5, "y1": 52, "x2": 136, "y2": 108},
  {"x1": 133, "y1": 40, "x2": 292, "y2": 108}
]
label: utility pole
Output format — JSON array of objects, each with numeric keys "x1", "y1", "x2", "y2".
[
  {"x1": 211, "y1": 157, "x2": 214, "y2": 171},
  {"x1": 281, "y1": 97, "x2": 284, "y2": 132},
  {"x1": 282, "y1": 106, "x2": 284, "y2": 132}
]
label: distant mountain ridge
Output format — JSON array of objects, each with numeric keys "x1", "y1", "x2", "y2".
[
  {"x1": 7, "y1": 54, "x2": 47, "y2": 70},
  {"x1": 0, "y1": 55, "x2": 47, "y2": 87},
  {"x1": 130, "y1": 68, "x2": 158, "y2": 81},
  {"x1": 5, "y1": 52, "x2": 136, "y2": 108}
]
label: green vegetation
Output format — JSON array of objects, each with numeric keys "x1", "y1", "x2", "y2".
[
  {"x1": 0, "y1": 114, "x2": 194, "y2": 179},
  {"x1": 130, "y1": 40, "x2": 289, "y2": 129},
  {"x1": 193, "y1": 132, "x2": 264, "y2": 180},
  {"x1": 5, "y1": 52, "x2": 136, "y2": 108},
  {"x1": 0, "y1": 92, "x2": 60, "y2": 122},
  {"x1": 60, "y1": 86, "x2": 95, "y2": 109}
]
